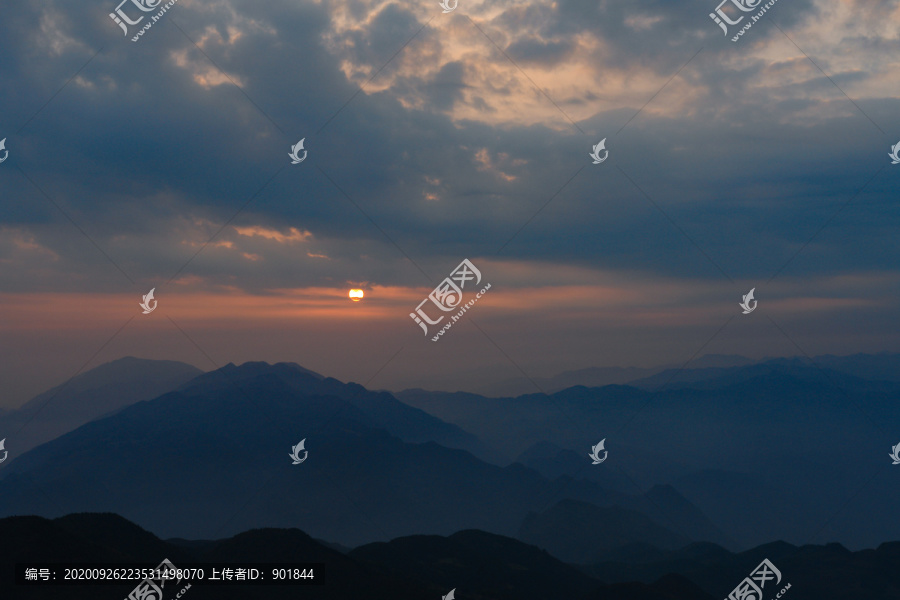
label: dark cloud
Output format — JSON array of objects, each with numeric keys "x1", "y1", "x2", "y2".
[{"x1": 0, "y1": 0, "x2": 896, "y2": 301}]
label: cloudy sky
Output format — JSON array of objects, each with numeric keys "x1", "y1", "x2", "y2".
[{"x1": 0, "y1": 0, "x2": 898, "y2": 407}]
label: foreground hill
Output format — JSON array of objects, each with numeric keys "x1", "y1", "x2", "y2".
[
  {"x1": 580, "y1": 539, "x2": 900, "y2": 600},
  {"x1": 0, "y1": 513, "x2": 719, "y2": 600},
  {"x1": 0, "y1": 513, "x2": 428, "y2": 600}
]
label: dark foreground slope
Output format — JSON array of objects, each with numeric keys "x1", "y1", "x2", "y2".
[
  {"x1": 0, "y1": 513, "x2": 713, "y2": 600},
  {"x1": 580, "y1": 540, "x2": 900, "y2": 600},
  {"x1": 3, "y1": 513, "x2": 899, "y2": 599}
]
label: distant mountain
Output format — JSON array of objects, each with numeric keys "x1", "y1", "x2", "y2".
[
  {"x1": 687, "y1": 354, "x2": 758, "y2": 369},
  {"x1": 397, "y1": 357, "x2": 900, "y2": 550},
  {"x1": 0, "y1": 357, "x2": 203, "y2": 460},
  {"x1": 626, "y1": 353, "x2": 900, "y2": 389},
  {"x1": 795, "y1": 352, "x2": 900, "y2": 382},
  {"x1": 442, "y1": 353, "x2": 900, "y2": 398},
  {"x1": 479, "y1": 366, "x2": 666, "y2": 397},
  {"x1": 395, "y1": 384, "x2": 650, "y2": 461},
  {"x1": 470, "y1": 355, "x2": 759, "y2": 397},
  {"x1": 513, "y1": 444, "x2": 734, "y2": 548}
]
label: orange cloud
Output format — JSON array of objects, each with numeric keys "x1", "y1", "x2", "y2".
[{"x1": 233, "y1": 226, "x2": 312, "y2": 244}]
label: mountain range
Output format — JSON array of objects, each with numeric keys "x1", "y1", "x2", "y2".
[
  {"x1": 398, "y1": 355, "x2": 900, "y2": 549},
  {"x1": 2, "y1": 353, "x2": 899, "y2": 556},
  {"x1": 0, "y1": 360, "x2": 719, "y2": 549},
  {"x1": 4, "y1": 513, "x2": 900, "y2": 600}
]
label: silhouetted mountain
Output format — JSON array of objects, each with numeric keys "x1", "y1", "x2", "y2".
[
  {"x1": 178, "y1": 361, "x2": 504, "y2": 464},
  {"x1": 0, "y1": 357, "x2": 203, "y2": 460},
  {"x1": 0, "y1": 362, "x2": 719, "y2": 549}
]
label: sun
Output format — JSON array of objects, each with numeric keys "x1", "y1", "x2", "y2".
[{"x1": 348, "y1": 289, "x2": 364, "y2": 302}]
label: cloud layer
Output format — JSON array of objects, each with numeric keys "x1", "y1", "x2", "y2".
[{"x1": 0, "y1": 0, "x2": 898, "y2": 402}]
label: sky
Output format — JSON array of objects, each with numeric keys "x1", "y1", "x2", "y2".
[{"x1": 0, "y1": 0, "x2": 899, "y2": 408}]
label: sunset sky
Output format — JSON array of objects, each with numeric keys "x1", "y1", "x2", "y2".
[{"x1": 1, "y1": 0, "x2": 898, "y2": 407}]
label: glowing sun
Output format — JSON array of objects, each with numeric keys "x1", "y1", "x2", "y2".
[{"x1": 349, "y1": 289, "x2": 364, "y2": 302}]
